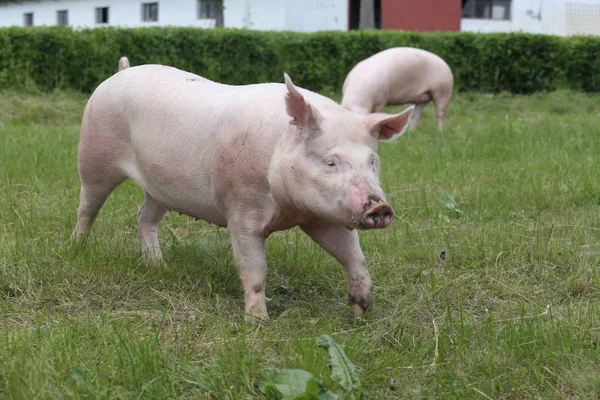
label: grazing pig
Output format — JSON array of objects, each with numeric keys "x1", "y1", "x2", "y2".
[
  {"x1": 73, "y1": 62, "x2": 414, "y2": 321},
  {"x1": 342, "y1": 47, "x2": 453, "y2": 131}
]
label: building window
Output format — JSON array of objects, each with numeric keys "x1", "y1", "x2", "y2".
[
  {"x1": 142, "y1": 3, "x2": 159, "y2": 22},
  {"x1": 96, "y1": 7, "x2": 109, "y2": 24},
  {"x1": 462, "y1": 0, "x2": 511, "y2": 20},
  {"x1": 24, "y1": 13, "x2": 34, "y2": 27},
  {"x1": 57, "y1": 10, "x2": 69, "y2": 25},
  {"x1": 198, "y1": 0, "x2": 216, "y2": 19}
]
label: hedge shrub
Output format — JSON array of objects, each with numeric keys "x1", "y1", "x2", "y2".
[{"x1": 0, "y1": 26, "x2": 598, "y2": 94}]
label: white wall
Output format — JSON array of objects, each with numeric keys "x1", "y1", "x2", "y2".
[
  {"x1": 224, "y1": 0, "x2": 285, "y2": 30},
  {"x1": 461, "y1": 0, "x2": 600, "y2": 36},
  {"x1": 0, "y1": 0, "x2": 348, "y2": 31},
  {"x1": 284, "y1": 0, "x2": 347, "y2": 32},
  {"x1": 0, "y1": 0, "x2": 216, "y2": 28},
  {"x1": 223, "y1": 0, "x2": 347, "y2": 31},
  {"x1": 564, "y1": 0, "x2": 600, "y2": 35}
]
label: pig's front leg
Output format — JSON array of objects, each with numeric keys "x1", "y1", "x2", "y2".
[
  {"x1": 229, "y1": 228, "x2": 268, "y2": 322},
  {"x1": 409, "y1": 103, "x2": 425, "y2": 131},
  {"x1": 300, "y1": 222, "x2": 372, "y2": 317}
]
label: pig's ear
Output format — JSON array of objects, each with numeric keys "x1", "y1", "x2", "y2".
[
  {"x1": 284, "y1": 73, "x2": 321, "y2": 132},
  {"x1": 368, "y1": 105, "x2": 415, "y2": 142}
]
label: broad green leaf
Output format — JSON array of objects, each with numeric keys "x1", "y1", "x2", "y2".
[
  {"x1": 259, "y1": 369, "x2": 313, "y2": 399},
  {"x1": 306, "y1": 378, "x2": 338, "y2": 400},
  {"x1": 258, "y1": 369, "x2": 337, "y2": 399},
  {"x1": 316, "y1": 335, "x2": 361, "y2": 392}
]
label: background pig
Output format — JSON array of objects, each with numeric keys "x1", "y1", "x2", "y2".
[
  {"x1": 342, "y1": 47, "x2": 453, "y2": 131},
  {"x1": 73, "y1": 63, "x2": 414, "y2": 321}
]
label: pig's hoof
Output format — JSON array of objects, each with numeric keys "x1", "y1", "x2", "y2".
[
  {"x1": 142, "y1": 257, "x2": 167, "y2": 268},
  {"x1": 71, "y1": 231, "x2": 88, "y2": 244},
  {"x1": 244, "y1": 312, "x2": 270, "y2": 325},
  {"x1": 349, "y1": 292, "x2": 373, "y2": 318}
]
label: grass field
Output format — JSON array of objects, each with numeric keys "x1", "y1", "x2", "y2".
[{"x1": 1, "y1": 88, "x2": 600, "y2": 399}]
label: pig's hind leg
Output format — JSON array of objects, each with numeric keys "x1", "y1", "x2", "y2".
[
  {"x1": 72, "y1": 164, "x2": 126, "y2": 240},
  {"x1": 138, "y1": 192, "x2": 168, "y2": 265},
  {"x1": 433, "y1": 87, "x2": 452, "y2": 132}
]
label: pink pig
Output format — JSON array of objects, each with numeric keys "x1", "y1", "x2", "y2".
[
  {"x1": 73, "y1": 58, "x2": 414, "y2": 321},
  {"x1": 342, "y1": 47, "x2": 453, "y2": 131}
]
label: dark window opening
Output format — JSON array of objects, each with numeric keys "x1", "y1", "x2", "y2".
[
  {"x1": 462, "y1": 0, "x2": 511, "y2": 20},
  {"x1": 24, "y1": 12, "x2": 34, "y2": 27},
  {"x1": 57, "y1": 10, "x2": 68, "y2": 26},
  {"x1": 142, "y1": 3, "x2": 159, "y2": 22},
  {"x1": 96, "y1": 7, "x2": 109, "y2": 24},
  {"x1": 198, "y1": 0, "x2": 216, "y2": 19},
  {"x1": 349, "y1": 0, "x2": 382, "y2": 30}
]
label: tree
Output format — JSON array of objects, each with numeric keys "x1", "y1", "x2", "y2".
[{"x1": 358, "y1": 0, "x2": 375, "y2": 30}]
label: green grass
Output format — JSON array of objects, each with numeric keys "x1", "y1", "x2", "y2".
[{"x1": 1, "y1": 88, "x2": 600, "y2": 399}]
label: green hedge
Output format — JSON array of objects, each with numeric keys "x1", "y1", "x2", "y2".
[{"x1": 0, "y1": 26, "x2": 598, "y2": 94}]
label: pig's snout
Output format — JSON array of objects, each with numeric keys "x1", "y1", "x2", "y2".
[{"x1": 362, "y1": 202, "x2": 394, "y2": 229}]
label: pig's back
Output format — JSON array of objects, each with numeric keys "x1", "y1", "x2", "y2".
[
  {"x1": 86, "y1": 65, "x2": 284, "y2": 155},
  {"x1": 384, "y1": 48, "x2": 452, "y2": 95},
  {"x1": 86, "y1": 64, "x2": 339, "y2": 164},
  {"x1": 81, "y1": 64, "x2": 337, "y2": 222},
  {"x1": 343, "y1": 47, "x2": 453, "y2": 106},
  {"x1": 94, "y1": 64, "x2": 333, "y2": 144}
]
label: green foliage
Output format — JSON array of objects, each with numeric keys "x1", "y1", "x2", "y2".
[
  {"x1": 259, "y1": 370, "x2": 337, "y2": 400},
  {"x1": 259, "y1": 335, "x2": 358, "y2": 399},
  {"x1": 0, "y1": 27, "x2": 598, "y2": 94},
  {"x1": 316, "y1": 335, "x2": 361, "y2": 392},
  {"x1": 564, "y1": 35, "x2": 600, "y2": 92}
]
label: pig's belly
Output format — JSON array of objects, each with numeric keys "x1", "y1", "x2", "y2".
[
  {"x1": 124, "y1": 162, "x2": 228, "y2": 227},
  {"x1": 387, "y1": 83, "x2": 432, "y2": 105}
]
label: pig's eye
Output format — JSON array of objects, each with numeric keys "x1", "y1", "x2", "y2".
[{"x1": 323, "y1": 156, "x2": 339, "y2": 170}]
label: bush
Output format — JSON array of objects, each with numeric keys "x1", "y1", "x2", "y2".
[
  {"x1": 0, "y1": 26, "x2": 598, "y2": 94},
  {"x1": 564, "y1": 36, "x2": 600, "y2": 92}
]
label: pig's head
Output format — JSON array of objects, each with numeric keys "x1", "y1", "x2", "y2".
[{"x1": 269, "y1": 74, "x2": 414, "y2": 230}]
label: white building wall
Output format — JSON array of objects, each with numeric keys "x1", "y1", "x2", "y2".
[
  {"x1": 0, "y1": 0, "x2": 216, "y2": 28},
  {"x1": 461, "y1": 0, "x2": 600, "y2": 36},
  {"x1": 2, "y1": 0, "x2": 599, "y2": 35},
  {"x1": 224, "y1": 0, "x2": 285, "y2": 30},
  {"x1": 284, "y1": 0, "x2": 347, "y2": 32},
  {"x1": 0, "y1": 0, "x2": 347, "y2": 31}
]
